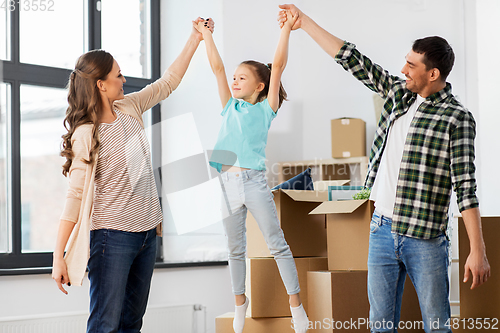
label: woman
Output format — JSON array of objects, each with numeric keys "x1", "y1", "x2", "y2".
[{"x1": 52, "y1": 17, "x2": 213, "y2": 333}]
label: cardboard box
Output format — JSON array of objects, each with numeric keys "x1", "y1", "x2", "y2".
[
  {"x1": 459, "y1": 216, "x2": 500, "y2": 319},
  {"x1": 307, "y1": 270, "x2": 369, "y2": 332},
  {"x1": 216, "y1": 313, "x2": 294, "y2": 333},
  {"x1": 309, "y1": 200, "x2": 374, "y2": 270},
  {"x1": 247, "y1": 189, "x2": 328, "y2": 258},
  {"x1": 307, "y1": 271, "x2": 423, "y2": 333},
  {"x1": 331, "y1": 118, "x2": 366, "y2": 158},
  {"x1": 246, "y1": 257, "x2": 328, "y2": 318}
]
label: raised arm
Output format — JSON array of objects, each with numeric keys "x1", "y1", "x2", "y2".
[
  {"x1": 196, "y1": 19, "x2": 231, "y2": 108},
  {"x1": 278, "y1": 4, "x2": 344, "y2": 59},
  {"x1": 278, "y1": 4, "x2": 399, "y2": 99},
  {"x1": 114, "y1": 18, "x2": 214, "y2": 115},
  {"x1": 268, "y1": 10, "x2": 295, "y2": 112},
  {"x1": 167, "y1": 17, "x2": 214, "y2": 80}
]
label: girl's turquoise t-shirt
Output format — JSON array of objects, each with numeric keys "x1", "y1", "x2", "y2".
[{"x1": 209, "y1": 97, "x2": 277, "y2": 173}]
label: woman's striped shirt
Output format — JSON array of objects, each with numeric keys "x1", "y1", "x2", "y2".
[{"x1": 91, "y1": 109, "x2": 162, "y2": 232}]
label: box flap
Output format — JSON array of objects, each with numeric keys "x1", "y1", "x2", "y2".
[
  {"x1": 309, "y1": 200, "x2": 368, "y2": 214},
  {"x1": 280, "y1": 189, "x2": 328, "y2": 202}
]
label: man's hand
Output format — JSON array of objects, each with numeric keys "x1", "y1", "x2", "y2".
[
  {"x1": 278, "y1": 4, "x2": 304, "y2": 30},
  {"x1": 461, "y1": 207, "x2": 491, "y2": 289},
  {"x1": 463, "y1": 249, "x2": 491, "y2": 289},
  {"x1": 279, "y1": 9, "x2": 298, "y2": 31}
]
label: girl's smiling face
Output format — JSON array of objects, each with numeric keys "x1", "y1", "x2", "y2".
[{"x1": 232, "y1": 64, "x2": 264, "y2": 104}]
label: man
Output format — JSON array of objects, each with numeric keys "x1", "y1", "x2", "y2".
[{"x1": 278, "y1": 4, "x2": 490, "y2": 332}]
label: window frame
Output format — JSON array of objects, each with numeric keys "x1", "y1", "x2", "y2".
[{"x1": 0, "y1": 0, "x2": 227, "y2": 274}]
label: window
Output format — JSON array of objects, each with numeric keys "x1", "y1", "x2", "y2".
[
  {"x1": 101, "y1": 0, "x2": 151, "y2": 78},
  {"x1": 0, "y1": 0, "x2": 170, "y2": 271},
  {"x1": 19, "y1": 1, "x2": 85, "y2": 69},
  {"x1": 19, "y1": 85, "x2": 68, "y2": 252},
  {"x1": 1, "y1": 8, "x2": 9, "y2": 60},
  {"x1": 0, "y1": 83, "x2": 10, "y2": 253}
]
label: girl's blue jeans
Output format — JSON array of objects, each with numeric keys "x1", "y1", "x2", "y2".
[
  {"x1": 87, "y1": 228, "x2": 157, "y2": 333},
  {"x1": 368, "y1": 210, "x2": 452, "y2": 333},
  {"x1": 220, "y1": 169, "x2": 300, "y2": 296}
]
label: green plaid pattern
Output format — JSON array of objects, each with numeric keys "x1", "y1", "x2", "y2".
[{"x1": 335, "y1": 42, "x2": 479, "y2": 239}]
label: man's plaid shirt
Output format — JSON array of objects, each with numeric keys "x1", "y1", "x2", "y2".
[{"x1": 335, "y1": 42, "x2": 479, "y2": 239}]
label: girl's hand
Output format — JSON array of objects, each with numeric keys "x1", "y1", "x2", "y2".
[
  {"x1": 277, "y1": 4, "x2": 302, "y2": 30},
  {"x1": 192, "y1": 17, "x2": 215, "y2": 41},
  {"x1": 279, "y1": 10, "x2": 297, "y2": 30}
]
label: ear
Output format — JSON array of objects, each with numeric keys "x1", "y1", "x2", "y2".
[
  {"x1": 97, "y1": 80, "x2": 107, "y2": 92},
  {"x1": 429, "y1": 68, "x2": 441, "y2": 83},
  {"x1": 255, "y1": 82, "x2": 265, "y2": 93}
]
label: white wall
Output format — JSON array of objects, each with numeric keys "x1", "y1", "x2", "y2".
[
  {"x1": 297, "y1": 0, "x2": 468, "y2": 161},
  {"x1": 0, "y1": 267, "x2": 232, "y2": 328},
  {"x1": 475, "y1": 0, "x2": 500, "y2": 216},
  {"x1": 2, "y1": 1, "x2": 498, "y2": 332}
]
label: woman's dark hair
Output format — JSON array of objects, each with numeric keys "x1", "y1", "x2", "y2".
[
  {"x1": 240, "y1": 60, "x2": 288, "y2": 109},
  {"x1": 61, "y1": 49, "x2": 114, "y2": 176},
  {"x1": 412, "y1": 36, "x2": 455, "y2": 82}
]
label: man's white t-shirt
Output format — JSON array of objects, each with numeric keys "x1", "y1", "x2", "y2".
[{"x1": 370, "y1": 94, "x2": 426, "y2": 218}]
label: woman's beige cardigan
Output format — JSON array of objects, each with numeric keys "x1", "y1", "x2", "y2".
[{"x1": 60, "y1": 71, "x2": 181, "y2": 286}]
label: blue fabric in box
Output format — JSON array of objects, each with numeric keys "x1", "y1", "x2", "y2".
[{"x1": 272, "y1": 167, "x2": 314, "y2": 191}]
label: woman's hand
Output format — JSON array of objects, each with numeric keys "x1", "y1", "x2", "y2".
[
  {"x1": 192, "y1": 17, "x2": 214, "y2": 41},
  {"x1": 52, "y1": 256, "x2": 70, "y2": 295}
]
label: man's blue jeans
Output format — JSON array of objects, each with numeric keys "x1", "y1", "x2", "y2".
[
  {"x1": 87, "y1": 228, "x2": 157, "y2": 333},
  {"x1": 367, "y1": 211, "x2": 452, "y2": 333}
]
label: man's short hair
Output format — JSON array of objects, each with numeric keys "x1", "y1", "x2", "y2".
[{"x1": 412, "y1": 36, "x2": 455, "y2": 82}]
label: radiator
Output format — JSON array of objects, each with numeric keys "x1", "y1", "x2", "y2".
[{"x1": 0, "y1": 304, "x2": 204, "y2": 333}]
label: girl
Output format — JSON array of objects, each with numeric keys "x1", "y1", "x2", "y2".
[
  {"x1": 195, "y1": 11, "x2": 309, "y2": 333},
  {"x1": 52, "y1": 18, "x2": 213, "y2": 333}
]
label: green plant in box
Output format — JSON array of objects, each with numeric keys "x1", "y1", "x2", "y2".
[{"x1": 352, "y1": 187, "x2": 371, "y2": 200}]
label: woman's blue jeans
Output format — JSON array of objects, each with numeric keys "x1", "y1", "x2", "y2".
[
  {"x1": 368, "y1": 211, "x2": 451, "y2": 333},
  {"x1": 87, "y1": 228, "x2": 157, "y2": 333},
  {"x1": 220, "y1": 169, "x2": 300, "y2": 296}
]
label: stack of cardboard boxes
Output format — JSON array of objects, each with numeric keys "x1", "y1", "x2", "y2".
[
  {"x1": 216, "y1": 188, "x2": 423, "y2": 333},
  {"x1": 216, "y1": 118, "x2": 423, "y2": 332},
  {"x1": 308, "y1": 199, "x2": 423, "y2": 333}
]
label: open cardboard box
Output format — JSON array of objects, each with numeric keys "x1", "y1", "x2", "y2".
[
  {"x1": 309, "y1": 200, "x2": 374, "y2": 270},
  {"x1": 216, "y1": 313, "x2": 294, "y2": 333},
  {"x1": 247, "y1": 189, "x2": 328, "y2": 258},
  {"x1": 246, "y1": 257, "x2": 328, "y2": 318}
]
